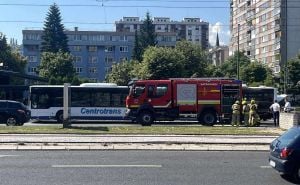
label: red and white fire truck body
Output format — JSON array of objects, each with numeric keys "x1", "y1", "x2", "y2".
[{"x1": 126, "y1": 78, "x2": 242, "y2": 126}]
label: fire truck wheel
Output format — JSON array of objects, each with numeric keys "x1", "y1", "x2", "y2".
[
  {"x1": 137, "y1": 111, "x2": 153, "y2": 126},
  {"x1": 199, "y1": 110, "x2": 217, "y2": 126}
]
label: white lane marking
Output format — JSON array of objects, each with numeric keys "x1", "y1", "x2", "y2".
[
  {"x1": 0, "y1": 155, "x2": 19, "y2": 158},
  {"x1": 260, "y1": 166, "x2": 272, "y2": 169},
  {"x1": 52, "y1": 164, "x2": 162, "y2": 168}
]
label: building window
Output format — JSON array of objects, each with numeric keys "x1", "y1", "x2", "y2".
[
  {"x1": 73, "y1": 56, "x2": 82, "y2": 63},
  {"x1": 24, "y1": 34, "x2": 40, "y2": 40},
  {"x1": 120, "y1": 35, "x2": 127, "y2": 41},
  {"x1": 120, "y1": 57, "x2": 128, "y2": 62},
  {"x1": 73, "y1": 46, "x2": 81, "y2": 51},
  {"x1": 28, "y1": 67, "x2": 37, "y2": 74},
  {"x1": 28, "y1": 56, "x2": 37, "y2": 63},
  {"x1": 89, "y1": 56, "x2": 98, "y2": 63},
  {"x1": 188, "y1": 30, "x2": 192, "y2": 36},
  {"x1": 27, "y1": 45, "x2": 38, "y2": 52},
  {"x1": 89, "y1": 67, "x2": 97, "y2": 74},
  {"x1": 261, "y1": 36, "x2": 268, "y2": 43},
  {"x1": 88, "y1": 46, "x2": 97, "y2": 52},
  {"x1": 73, "y1": 35, "x2": 81, "y2": 41},
  {"x1": 109, "y1": 36, "x2": 118, "y2": 41},
  {"x1": 119, "y1": 46, "x2": 128, "y2": 52},
  {"x1": 105, "y1": 57, "x2": 114, "y2": 65},
  {"x1": 88, "y1": 35, "x2": 104, "y2": 41},
  {"x1": 75, "y1": 67, "x2": 83, "y2": 73},
  {"x1": 105, "y1": 46, "x2": 113, "y2": 52},
  {"x1": 262, "y1": 57, "x2": 267, "y2": 64},
  {"x1": 105, "y1": 67, "x2": 111, "y2": 73},
  {"x1": 89, "y1": 78, "x2": 97, "y2": 82}
]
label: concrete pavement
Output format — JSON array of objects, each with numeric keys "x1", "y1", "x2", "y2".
[{"x1": 0, "y1": 134, "x2": 278, "y2": 151}]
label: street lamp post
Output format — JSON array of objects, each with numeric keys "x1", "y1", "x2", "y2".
[{"x1": 237, "y1": 24, "x2": 240, "y2": 80}]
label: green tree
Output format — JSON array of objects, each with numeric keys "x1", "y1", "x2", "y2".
[
  {"x1": 175, "y1": 40, "x2": 208, "y2": 77},
  {"x1": 0, "y1": 33, "x2": 27, "y2": 84},
  {"x1": 206, "y1": 65, "x2": 224, "y2": 77},
  {"x1": 132, "y1": 30, "x2": 143, "y2": 61},
  {"x1": 106, "y1": 60, "x2": 138, "y2": 86},
  {"x1": 264, "y1": 68, "x2": 275, "y2": 87},
  {"x1": 220, "y1": 51, "x2": 250, "y2": 78},
  {"x1": 41, "y1": 3, "x2": 69, "y2": 53},
  {"x1": 283, "y1": 54, "x2": 300, "y2": 99},
  {"x1": 140, "y1": 46, "x2": 184, "y2": 79},
  {"x1": 132, "y1": 12, "x2": 157, "y2": 62},
  {"x1": 240, "y1": 62, "x2": 267, "y2": 86},
  {"x1": 39, "y1": 51, "x2": 77, "y2": 84}
]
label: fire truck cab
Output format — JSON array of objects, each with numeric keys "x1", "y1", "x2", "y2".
[{"x1": 126, "y1": 78, "x2": 242, "y2": 126}]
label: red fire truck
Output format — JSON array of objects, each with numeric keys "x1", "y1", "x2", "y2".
[{"x1": 126, "y1": 78, "x2": 242, "y2": 126}]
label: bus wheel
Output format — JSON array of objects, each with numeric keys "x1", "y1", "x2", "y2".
[
  {"x1": 56, "y1": 111, "x2": 64, "y2": 123},
  {"x1": 199, "y1": 111, "x2": 217, "y2": 126},
  {"x1": 6, "y1": 116, "x2": 19, "y2": 126},
  {"x1": 137, "y1": 111, "x2": 153, "y2": 126}
]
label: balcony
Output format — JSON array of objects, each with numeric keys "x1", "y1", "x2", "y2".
[
  {"x1": 275, "y1": 24, "x2": 281, "y2": 32},
  {"x1": 274, "y1": 48, "x2": 280, "y2": 55},
  {"x1": 275, "y1": 37, "x2": 281, "y2": 44}
]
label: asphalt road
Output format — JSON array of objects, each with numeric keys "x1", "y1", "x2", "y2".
[{"x1": 0, "y1": 151, "x2": 295, "y2": 185}]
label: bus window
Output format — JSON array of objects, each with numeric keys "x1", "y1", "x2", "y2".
[
  {"x1": 111, "y1": 93, "x2": 122, "y2": 107},
  {"x1": 72, "y1": 91, "x2": 91, "y2": 107},
  {"x1": 94, "y1": 92, "x2": 110, "y2": 107}
]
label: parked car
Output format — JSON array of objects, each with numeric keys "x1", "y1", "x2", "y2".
[
  {"x1": 0, "y1": 100, "x2": 31, "y2": 126},
  {"x1": 269, "y1": 126, "x2": 300, "y2": 182}
]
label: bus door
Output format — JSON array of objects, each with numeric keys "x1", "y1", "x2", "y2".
[{"x1": 221, "y1": 84, "x2": 241, "y2": 121}]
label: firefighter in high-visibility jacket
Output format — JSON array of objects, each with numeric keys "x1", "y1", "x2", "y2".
[
  {"x1": 231, "y1": 100, "x2": 240, "y2": 126},
  {"x1": 249, "y1": 99, "x2": 259, "y2": 126},
  {"x1": 242, "y1": 99, "x2": 250, "y2": 126}
]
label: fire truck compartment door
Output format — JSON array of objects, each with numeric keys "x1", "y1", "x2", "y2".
[
  {"x1": 176, "y1": 84, "x2": 197, "y2": 111},
  {"x1": 221, "y1": 84, "x2": 241, "y2": 114}
]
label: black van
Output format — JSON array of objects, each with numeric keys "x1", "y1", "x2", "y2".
[
  {"x1": 0, "y1": 100, "x2": 31, "y2": 126},
  {"x1": 269, "y1": 126, "x2": 300, "y2": 182}
]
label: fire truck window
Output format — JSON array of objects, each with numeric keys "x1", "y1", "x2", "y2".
[
  {"x1": 155, "y1": 84, "x2": 168, "y2": 97},
  {"x1": 133, "y1": 85, "x2": 145, "y2": 98},
  {"x1": 148, "y1": 85, "x2": 155, "y2": 98}
]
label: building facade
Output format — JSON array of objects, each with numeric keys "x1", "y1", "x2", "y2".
[
  {"x1": 23, "y1": 29, "x2": 136, "y2": 82},
  {"x1": 116, "y1": 16, "x2": 209, "y2": 49},
  {"x1": 23, "y1": 16, "x2": 209, "y2": 82},
  {"x1": 229, "y1": 0, "x2": 300, "y2": 74}
]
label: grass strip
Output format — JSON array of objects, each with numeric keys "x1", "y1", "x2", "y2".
[{"x1": 0, "y1": 125, "x2": 283, "y2": 135}]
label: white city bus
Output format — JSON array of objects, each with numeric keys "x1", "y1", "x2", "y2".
[{"x1": 29, "y1": 83, "x2": 129, "y2": 122}]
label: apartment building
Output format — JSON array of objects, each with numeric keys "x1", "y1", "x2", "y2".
[
  {"x1": 230, "y1": 0, "x2": 300, "y2": 74},
  {"x1": 23, "y1": 29, "x2": 135, "y2": 82},
  {"x1": 116, "y1": 16, "x2": 209, "y2": 49}
]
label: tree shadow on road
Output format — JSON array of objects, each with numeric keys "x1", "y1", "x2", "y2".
[{"x1": 67, "y1": 126, "x2": 109, "y2": 132}]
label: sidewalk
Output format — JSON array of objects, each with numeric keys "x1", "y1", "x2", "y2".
[{"x1": 0, "y1": 134, "x2": 277, "y2": 151}]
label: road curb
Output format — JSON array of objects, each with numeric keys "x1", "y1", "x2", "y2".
[{"x1": 0, "y1": 143, "x2": 270, "y2": 151}]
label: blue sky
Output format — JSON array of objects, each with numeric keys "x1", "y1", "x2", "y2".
[{"x1": 0, "y1": 0, "x2": 230, "y2": 46}]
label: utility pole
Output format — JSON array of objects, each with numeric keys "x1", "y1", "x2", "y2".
[{"x1": 237, "y1": 24, "x2": 240, "y2": 80}]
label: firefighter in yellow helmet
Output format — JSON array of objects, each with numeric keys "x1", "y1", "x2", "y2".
[
  {"x1": 249, "y1": 99, "x2": 260, "y2": 126},
  {"x1": 231, "y1": 100, "x2": 241, "y2": 126},
  {"x1": 242, "y1": 99, "x2": 250, "y2": 126}
]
